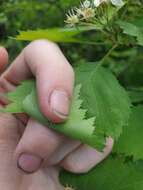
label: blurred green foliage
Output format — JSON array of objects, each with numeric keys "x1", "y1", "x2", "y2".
[
  {"x1": 0, "y1": 0, "x2": 79, "y2": 59},
  {"x1": 0, "y1": 0, "x2": 143, "y2": 90}
]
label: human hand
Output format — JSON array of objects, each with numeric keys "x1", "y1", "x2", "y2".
[{"x1": 0, "y1": 43, "x2": 113, "y2": 189}]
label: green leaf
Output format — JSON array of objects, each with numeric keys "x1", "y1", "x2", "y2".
[
  {"x1": 60, "y1": 156, "x2": 143, "y2": 190},
  {"x1": 2, "y1": 80, "x2": 35, "y2": 113},
  {"x1": 1, "y1": 64, "x2": 131, "y2": 150},
  {"x1": 15, "y1": 27, "x2": 97, "y2": 44},
  {"x1": 114, "y1": 105, "x2": 143, "y2": 161},
  {"x1": 75, "y1": 63, "x2": 131, "y2": 140},
  {"x1": 1, "y1": 80, "x2": 99, "y2": 149},
  {"x1": 118, "y1": 20, "x2": 143, "y2": 46},
  {"x1": 23, "y1": 84, "x2": 99, "y2": 149}
]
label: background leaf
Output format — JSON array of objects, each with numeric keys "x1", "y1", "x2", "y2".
[
  {"x1": 118, "y1": 20, "x2": 143, "y2": 46},
  {"x1": 60, "y1": 156, "x2": 143, "y2": 190},
  {"x1": 113, "y1": 105, "x2": 143, "y2": 161}
]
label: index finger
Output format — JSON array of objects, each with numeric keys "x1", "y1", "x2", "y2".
[{"x1": 0, "y1": 40, "x2": 74, "y2": 123}]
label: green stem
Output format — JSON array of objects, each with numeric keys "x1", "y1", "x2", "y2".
[{"x1": 99, "y1": 43, "x2": 118, "y2": 65}]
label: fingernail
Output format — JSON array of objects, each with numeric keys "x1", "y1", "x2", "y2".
[
  {"x1": 17, "y1": 153, "x2": 43, "y2": 174},
  {"x1": 50, "y1": 90, "x2": 70, "y2": 119}
]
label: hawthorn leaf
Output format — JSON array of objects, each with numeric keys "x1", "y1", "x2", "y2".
[
  {"x1": 60, "y1": 156, "x2": 143, "y2": 190},
  {"x1": 1, "y1": 80, "x2": 34, "y2": 113},
  {"x1": 0, "y1": 64, "x2": 131, "y2": 150},
  {"x1": 75, "y1": 63, "x2": 131, "y2": 140},
  {"x1": 118, "y1": 20, "x2": 143, "y2": 46},
  {"x1": 1, "y1": 81, "x2": 101, "y2": 148},
  {"x1": 113, "y1": 105, "x2": 143, "y2": 161},
  {"x1": 15, "y1": 27, "x2": 98, "y2": 44},
  {"x1": 23, "y1": 84, "x2": 101, "y2": 149}
]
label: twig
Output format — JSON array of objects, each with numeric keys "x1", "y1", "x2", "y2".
[{"x1": 99, "y1": 43, "x2": 118, "y2": 65}]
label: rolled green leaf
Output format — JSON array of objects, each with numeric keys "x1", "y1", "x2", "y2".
[{"x1": 1, "y1": 64, "x2": 131, "y2": 150}]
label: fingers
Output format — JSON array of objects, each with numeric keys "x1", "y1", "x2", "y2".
[
  {"x1": 17, "y1": 119, "x2": 113, "y2": 175},
  {"x1": 15, "y1": 118, "x2": 64, "y2": 174},
  {"x1": 0, "y1": 47, "x2": 8, "y2": 73},
  {"x1": 15, "y1": 118, "x2": 81, "y2": 174},
  {"x1": 0, "y1": 113, "x2": 63, "y2": 190},
  {"x1": 0, "y1": 113, "x2": 22, "y2": 189},
  {"x1": 47, "y1": 138, "x2": 80, "y2": 166},
  {"x1": 2, "y1": 40, "x2": 74, "y2": 123},
  {"x1": 61, "y1": 137, "x2": 114, "y2": 174}
]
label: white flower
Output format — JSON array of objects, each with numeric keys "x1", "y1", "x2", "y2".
[
  {"x1": 83, "y1": 0, "x2": 91, "y2": 8},
  {"x1": 93, "y1": 0, "x2": 124, "y2": 7},
  {"x1": 77, "y1": 7, "x2": 95, "y2": 20},
  {"x1": 76, "y1": 8, "x2": 82, "y2": 16},
  {"x1": 111, "y1": 0, "x2": 124, "y2": 7},
  {"x1": 76, "y1": 1, "x2": 95, "y2": 20},
  {"x1": 94, "y1": 0, "x2": 101, "y2": 7},
  {"x1": 65, "y1": 10, "x2": 79, "y2": 26}
]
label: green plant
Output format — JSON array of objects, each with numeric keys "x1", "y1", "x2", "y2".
[{"x1": 1, "y1": 0, "x2": 143, "y2": 189}]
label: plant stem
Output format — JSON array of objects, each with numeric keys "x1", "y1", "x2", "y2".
[{"x1": 99, "y1": 43, "x2": 118, "y2": 65}]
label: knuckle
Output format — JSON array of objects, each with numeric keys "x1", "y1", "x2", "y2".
[
  {"x1": 24, "y1": 39, "x2": 60, "y2": 73},
  {"x1": 25, "y1": 39, "x2": 58, "y2": 54}
]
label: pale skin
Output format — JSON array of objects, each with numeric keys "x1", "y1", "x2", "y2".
[{"x1": 0, "y1": 41, "x2": 113, "y2": 190}]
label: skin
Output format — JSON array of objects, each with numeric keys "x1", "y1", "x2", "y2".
[{"x1": 0, "y1": 41, "x2": 113, "y2": 190}]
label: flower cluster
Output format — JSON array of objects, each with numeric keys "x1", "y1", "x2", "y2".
[
  {"x1": 65, "y1": 1, "x2": 96, "y2": 26},
  {"x1": 65, "y1": 0, "x2": 124, "y2": 27}
]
